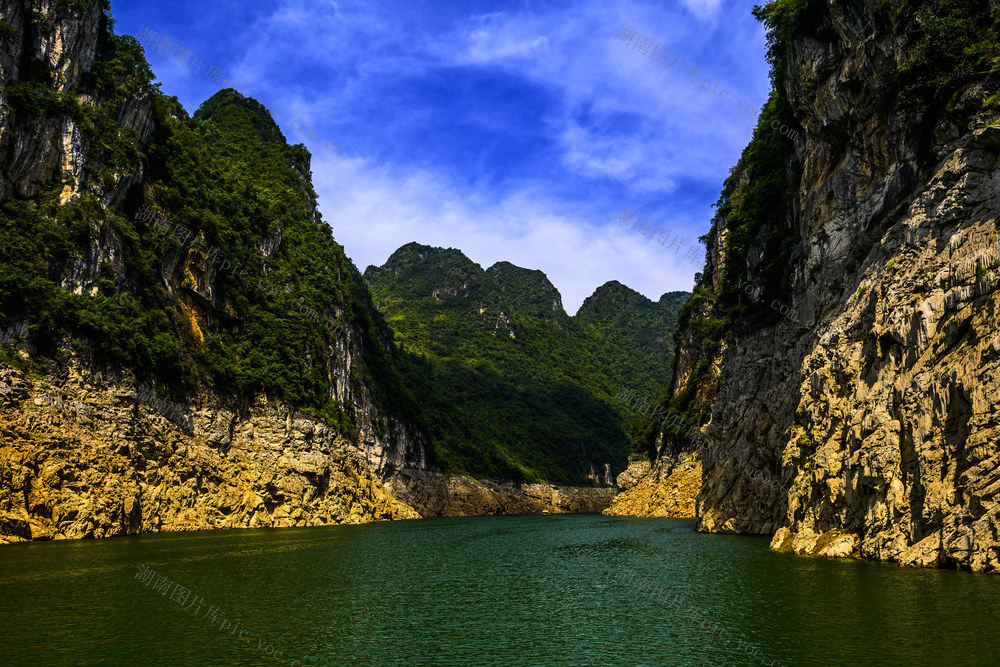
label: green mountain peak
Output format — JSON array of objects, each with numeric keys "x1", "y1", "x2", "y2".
[
  {"x1": 486, "y1": 261, "x2": 567, "y2": 324},
  {"x1": 365, "y1": 242, "x2": 690, "y2": 483}
]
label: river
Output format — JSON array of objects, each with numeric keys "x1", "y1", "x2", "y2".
[{"x1": 0, "y1": 514, "x2": 997, "y2": 665}]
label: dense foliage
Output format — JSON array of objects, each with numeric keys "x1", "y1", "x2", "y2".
[
  {"x1": 752, "y1": 0, "x2": 825, "y2": 89},
  {"x1": 365, "y1": 244, "x2": 686, "y2": 484},
  {"x1": 0, "y1": 5, "x2": 422, "y2": 441},
  {"x1": 888, "y1": 0, "x2": 1000, "y2": 109},
  {"x1": 576, "y1": 282, "x2": 687, "y2": 398}
]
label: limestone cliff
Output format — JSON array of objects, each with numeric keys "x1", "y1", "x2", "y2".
[
  {"x1": 0, "y1": 364, "x2": 419, "y2": 543},
  {"x1": 632, "y1": 0, "x2": 1000, "y2": 573},
  {"x1": 0, "y1": 2, "x2": 625, "y2": 542},
  {"x1": 394, "y1": 469, "x2": 614, "y2": 517},
  {"x1": 603, "y1": 455, "x2": 701, "y2": 519},
  {"x1": 0, "y1": 0, "x2": 431, "y2": 541}
]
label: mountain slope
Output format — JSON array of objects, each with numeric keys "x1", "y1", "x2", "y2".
[
  {"x1": 364, "y1": 242, "x2": 688, "y2": 484},
  {"x1": 0, "y1": 0, "x2": 427, "y2": 541},
  {"x1": 486, "y1": 261, "x2": 569, "y2": 325},
  {"x1": 577, "y1": 283, "x2": 689, "y2": 417}
]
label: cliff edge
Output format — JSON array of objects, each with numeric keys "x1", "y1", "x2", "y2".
[{"x1": 630, "y1": 0, "x2": 1000, "y2": 573}]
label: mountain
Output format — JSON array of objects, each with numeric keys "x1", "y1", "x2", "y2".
[
  {"x1": 612, "y1": 0, "x2": 1000, "y2": 573},
  {"x1": 364, "y1": 242, "x2": 688, "y2": 485},
  {"x1": 0, "y1": 1, "x2": 429, "y2": 541},
  {"x1": 577, "y1": 282, "x2": 688, "y2": 413},
  {"x1": 486, "y1": 261, "x2": 569, "y2": 325},
  {"x1": 0, "y1": 2, "x2": 689, "y2": 540}
]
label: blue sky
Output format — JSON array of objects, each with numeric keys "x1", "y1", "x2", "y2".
[{"x1": 110, "y1": 0, "x2": 770, "y2": 313}]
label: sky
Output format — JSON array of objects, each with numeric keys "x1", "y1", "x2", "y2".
[{"x1": 110, "y1": 0, "x2": 771, "y2": 314}]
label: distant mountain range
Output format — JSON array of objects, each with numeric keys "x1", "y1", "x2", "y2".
[{"x1": 364, "y1": 242, "x2": 688, "y2": 484}]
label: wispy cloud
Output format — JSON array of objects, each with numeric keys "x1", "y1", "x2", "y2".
[
  {"x1": 311, "y1": 152, "x2": 702, "y2": 312},
  {"x1": 679, "y1": 0, "x2": 724, "y2": 21},
  {"x1": 111, "y1": 0, "x2": 769, "y2": 312}
]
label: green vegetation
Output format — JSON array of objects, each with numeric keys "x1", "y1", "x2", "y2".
[
  {"x1": 0, "y1": 6, "x2": 423, "y2": 447},
  {"x1": 576, "y1": 282, "x2": 688, "y2": 397},
  {"x1": 0, "y1": 20, "x2": 22, "y2": 44},
  {"x1": 887, "y1": 0, "x2": 1000, "y2": 109},
  {"x1": 714, "y1": 92, "x2": 800, "y2": 324},
  {"x1": 364, "y1": 244, "x2": 686, "y2": 483},
  {"x1": 753, "y1": 0, "x2": 825, "y2": 88},
  {"x1": 0, "y1": 3, "x2": 687, "y2": 484}
]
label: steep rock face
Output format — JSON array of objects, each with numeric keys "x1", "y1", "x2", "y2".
[
  {"x1": 619, "y1": 0, "x2": 1000, "y2": 573},
  {"x1": 0, "y1": 0, "x2": 155, "y2": 205},
  {"x1": 603, "y1": 455, "x2": 701, "y2": 519},
  {"x1": 755, "y1": 125, "x2": 1000, "y2": 571},
  {"x1": 0, "y1": 1, "x2": 430, "y2": 541},
  {"x1": 391, "y1": 469, "x2": 614, "y2": 517},
  {"x1": 0, "y1": 364, "x2": 418, "y2": 544},
  {"x1": 683, "y1": 0, "x2": 1000, "y2": 572}
]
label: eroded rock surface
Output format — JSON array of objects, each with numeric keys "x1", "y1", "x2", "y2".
[
  {"x1": 0, "y1": 364, "x2": 419, "y2": 544},
  {"x1": 603, "y1": 456, "x2": 701, "y2": 519},
  {"x1": 393, "y1": 469, "x2": 614, "y2": 517},
  {"x1": 642, "y1": 0, "x2": 1000, "y2": 573}
]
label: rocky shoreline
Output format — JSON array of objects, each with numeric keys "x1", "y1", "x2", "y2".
[
  {"x1": 394, "y1": 469, "x2": 614, "y2": 518},
  {"x1": 0, "y1": 362, "x2": 614, "y2": 544},
  {"x1": 603, "y1": 455, "x2": 701, "y2": 519},
  {"x1": 0, "y1": 362, "x2": 421, "y2": 544}
]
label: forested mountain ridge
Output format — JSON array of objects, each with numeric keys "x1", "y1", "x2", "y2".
[
  {"x1": 365, "y1": 242, "x2": 688, "y2": 484},
  {"x1": 0, "y1": 0, "x2": 689, "y2": 540},
  {"x1": 577, "y1": 282, "x2": 688, "y2": 415}
]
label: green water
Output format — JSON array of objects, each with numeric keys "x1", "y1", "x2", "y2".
[{"x1": 0, "y1": 515, "x2": 997, "y2": 666}]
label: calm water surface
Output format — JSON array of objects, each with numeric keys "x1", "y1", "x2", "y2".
[{"x1": 0, "y1": 514, "x2": 997, "y2": 666}]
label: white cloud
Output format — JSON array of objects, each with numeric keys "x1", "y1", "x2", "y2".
[
  {"x1": 310, "y1": 152, "x2": 698, "y2": 313},
  {"x1": 462, "y1": 13, "x2": 551, "y2": 62},
  {"x1": 679, "y1": 0, "x2": 723, "y2": 21},
  {"x1": 166, "y1": 0, "x2": 768, "y2": 311},
  {"x1": 432, "y1": 2, "x2": 765, "y2": 191}
]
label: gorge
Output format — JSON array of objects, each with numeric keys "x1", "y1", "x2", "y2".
[
  {"x1": 1, "y1": 0, "x2": 1000, "y2": 580},
  {"x1": 5, "y1": 0, "x2": 1000, "y2": 664}
]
